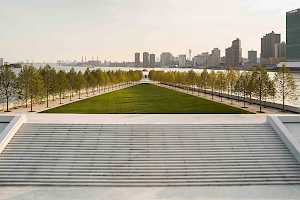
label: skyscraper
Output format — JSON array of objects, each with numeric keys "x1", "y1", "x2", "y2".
[
  {"x1": 208, "y1": 48, "x2": 221, "y2": 67},
  {"x1": 274, "y1": 42, "x2": 286, "y2": 61},
  {"x1": 248, "y1": 50, "x2": 257, "y2": 65},
  {"x1": 150, "y1": 54, "x2": 155, "y2": 67},
  {"x1": 188, "y1": 49, "x2": 192, "y2": 61},
  {"x1": 143, "y1": 52, "x2": 149, "y2": 67},
  {"x1": 0, "y1": 58, "x2": 3, "y2": 66},
  {"x1": 260, "y1": 31, "x2": 281, "y2": 64},
  {"x1": 232, "y1": 38, "x2": 242, "y2": 66},
  {"x1": 225, "y1": 38, "x2": 242, "y2": 67},
  {"x1": 225, "y1": 47, "x2": 233, "y2": 67},
  {"x1": 135, "y1": 53, "x2": 140, "y2": 67},
  {"x1": 286, "y1": 9, "x2": 300, "y2": 61},
  {"x1": 160, "y1": 52, "x2": 173, "y2": 67},
  {"x1": 178, "y1": 55, "x2": 187, "y2": 67},
  {"x1": 193, "y1": 52, "x2": 209, "y2": 67}
]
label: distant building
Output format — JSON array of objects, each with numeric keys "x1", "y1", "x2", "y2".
[
  {"x1": 286, "y1": 9, "x2": 300, "y2": 62},
  {"x1": 248, "y1": 50, "x2": 258, "y2": 65},
  {"x1": 225, "y1": 47, "x2": 233, "y2": 67},
  {"x1": 173, "y1": 56, "x2": 179, "y2": 66},
  {"x1": 178, "y1": 55, "x2": 187, "y2": 68},
  {"x1": 275, "y1": 42, "x2": 286, "y2": 61},
  {"x1": 149, "y1": 54, "x2": 155, "y2": 67},
  {"x1": 0, "y1": 58, "x2": 3, "y2": 66},
  {"x1": 207, "y1": 48, "x2": 221, "y2": 67},
  {"x1": 232, "y1": 38, "x2": 242, "y2": 66},
  {"x1": 225, "y1": 38, "x2": 242, "y2": 67},
  {"x1": 261, "y1": 31, "x2": 281, "y2": 65},
  {"x1": 135, "y1": 53, "x2": 140, "y2": 67},
  {"x1": 188, "y1": 49, "x2": 192, "y2": 61},
  {"x1": 143, "y1": 52, "x2": 149, "y2": 67},
  {"x1": 220, "y1": 56, "x2": 226, "y2": 65},
  {"x1": 193, "y1": 52, "x2": 209, "y2": 67},
  {"x1": 160, "y1": 52, "x2": 173, "y2": 67}
]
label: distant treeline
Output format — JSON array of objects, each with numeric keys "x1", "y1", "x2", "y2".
[
  {"x1": 0, "y1": 65, "x2": 143, "y2": 112},
  {"x1": 149, "y1": 66, "x2": 297, "y2": 112}
]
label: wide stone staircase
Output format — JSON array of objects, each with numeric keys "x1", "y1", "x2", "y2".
[{"x1": 0, "y1": 123, "x2": 300, "y2": 186}]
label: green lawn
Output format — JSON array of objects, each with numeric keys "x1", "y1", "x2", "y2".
[{"x1": 42, "y1": 83, "x2": 251, "y2": 114}]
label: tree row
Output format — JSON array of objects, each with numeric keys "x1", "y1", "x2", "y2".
[
  {"x1": 0, "y1": 65, "x2": 143, "y2": 112},
  {"x1": 149, "y1": 66, "x2": 297, "y2": 112}
]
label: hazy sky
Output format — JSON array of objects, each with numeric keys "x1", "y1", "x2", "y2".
[{"x1": 0, "y1": 0, "x2": 299, "y2": 63}]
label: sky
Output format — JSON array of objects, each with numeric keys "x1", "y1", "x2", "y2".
[{"x1": 0, "y1": 0, "x2": 299, "y2": 63}]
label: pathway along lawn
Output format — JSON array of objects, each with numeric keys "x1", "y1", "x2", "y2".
[{"x1": 42, "y1": 83, "x2": 252, "y2": 114}]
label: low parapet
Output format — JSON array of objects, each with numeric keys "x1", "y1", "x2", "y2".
[
  {"x1": 268, "y1": 115, "x2": 300, "y2": 163},
  {"x1": 0, "y1": 115, "x2": 26, "y2": 154}
]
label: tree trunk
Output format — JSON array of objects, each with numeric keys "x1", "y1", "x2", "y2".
[
  {"x1": 30, "y1": 95, "x2": 33, "y2": 112},
  {"x1": 259, "y1": 78, "x2": 262, "y2": 113},
  {"x1": 25, "y1": 95, "x2": 28, "y2": 108},
  {"x1": 283, "y1": 93, "x2": 285, "y2": 112},
  {"x1": 46, "y1": 90, "x2": 49, "y2": 108},
  {"x1": 220, "y1": 91, "x2": 223, "y2": 102},
  {"x1": 243, "y1": 90, "x2": 246, "y2": 108},
  {"x1": 59, "y1": 91, "x2": 62, "y2": 104},
  {"x1": 6, "y1": 95, "x2": 9, "y2": 112}
]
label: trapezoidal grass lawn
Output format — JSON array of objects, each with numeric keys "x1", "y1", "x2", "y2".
[{"x1": 42, "y1": 83, "x2": 252, "y2": 114}]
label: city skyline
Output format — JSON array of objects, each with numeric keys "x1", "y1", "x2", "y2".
[{"x1": 1, "y1": 0, "x2": 300, "y2": 63}]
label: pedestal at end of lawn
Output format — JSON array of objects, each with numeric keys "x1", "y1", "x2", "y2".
[{"x1": 42, "y1": 83, "x2": 251, "y2": 114}]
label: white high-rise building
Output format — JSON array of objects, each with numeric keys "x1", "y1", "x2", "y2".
[
  {"x1": 193, "y1": 52, "x2": 209, "y2": 67},
  {"x1": 178, "y1": 55, "x2": 187, "y2": 67}
]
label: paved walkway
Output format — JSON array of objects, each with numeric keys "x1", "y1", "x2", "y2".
[
  {"x1": 153, "y1": 82, "x2": 290, "y2": 114},
  {"x1": 10, "y1": 82, "x2": 140, "y2": 114}
]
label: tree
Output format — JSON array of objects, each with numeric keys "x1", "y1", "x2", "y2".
[
  {"x1": 67, "y1": 68, "x2": 77, "y2": 100},
  {"x1": 17, "y1": 66, "x2": 31, "y2": 108},
  {"x1": 252, "y1": 66, "x2": 274, "y2": 113},
  {"x1": 84, "y1": 68, "x2": 91, "y2": 96},
  {"x1": 40, "y1": 65, "x2": 55, "y2": 107},
  {"x1": 22, "y1": 66, "x2": 44, "y2": 112},
  {"x1": 237, "y1": 72, "x2": 251, "y2": 108},
  {"x1": 208, "y1": 71, "x2": 216, "y2": 99},
  {"x1": 226, "y1": 68, "x2": 238, "y2": 104},
  {"x1": 0, "y1": 65, "x2": 17, "y2": 112},
  {"x1": 187, "y1": 70, "x2": 197, "y2": 93},
  {"x1": 94, "y1": 69, "x2": 102, "y2": 93},
  {"x1": 246, "y1": 71, "x2": 256, "y2": 104},
  {"x1": 199, "y1": 69, "x2": 209, "y2": 92},
  {"x1": 75, "y1": 71, "x2": 86, "y2": 99},
  {"x1": 56, "y1": 70, "x2": 68, "y2": 104},
  {"x1": 274, "y1": 65, "x2": 297, "y2": 111},
  {"x1": 215, "y1": 71, "x2": 227, "y2": 101},
  {"x1": 89, "y1": 70, "x2": 98, "y2": 94},
  {"x1": 49, "y1": 68, "x2": 58, "y2": 101}
]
